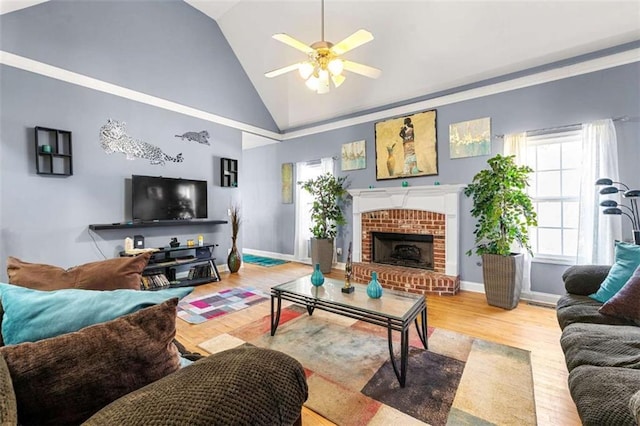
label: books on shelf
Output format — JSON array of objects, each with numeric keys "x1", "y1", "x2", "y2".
[
  {"x1": 187, "y1": 264, "x2": 212, "y2": 280},
  {"x1": 141, "y1": 273, "x2": 171, "y2": 290}
]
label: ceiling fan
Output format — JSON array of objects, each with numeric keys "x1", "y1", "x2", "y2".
[{"x1": 264, "y1": 0, "x2": 381, "y2": 94}]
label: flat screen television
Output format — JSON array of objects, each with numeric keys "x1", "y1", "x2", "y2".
[{"x1": 132, "y1": 175, "x2": 208, "y2": 221}]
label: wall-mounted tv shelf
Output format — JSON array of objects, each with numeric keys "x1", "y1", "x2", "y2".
[
  {"x1": 121, "y1": 243, "x2": 221, "y2": 289},
  {"x1": 89, "y1": 219, "x2": 227, "y2": 231},
  {"x1": 35, "y1": 126, "x2": 73, "y2": 176}
]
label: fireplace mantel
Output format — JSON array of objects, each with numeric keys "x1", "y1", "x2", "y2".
[{"x1": 348, "y1": 184, "x2": 465, "y2": 276}]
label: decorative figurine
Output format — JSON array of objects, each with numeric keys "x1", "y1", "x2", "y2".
[
  {"x1": 169, "y1": 237, "x2": 180, "y2": 248},
  {"x1": 342, "y1": 242, "x2": 355, "y2": 293}
]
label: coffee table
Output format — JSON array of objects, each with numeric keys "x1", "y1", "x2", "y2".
[{"x1": 270, "y1": 275, "x2": 428, "y2": 387}]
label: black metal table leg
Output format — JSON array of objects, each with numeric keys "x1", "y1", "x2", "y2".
[
  {"x1": 414, "y1": 306, "x2": 428, "y2": 350},
  {"x1": 400, "y1": 327, "x2": 409, "y2": 387},
  {"x1": 270, "y1": 293, "x2": 282, "y2": 336}
]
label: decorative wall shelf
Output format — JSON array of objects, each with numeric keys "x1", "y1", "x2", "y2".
[
  {"x1": 35, "y1": 126, "x2": 73, "y2": 176},
  {"x1": 220, "y1": 157, "x2": 238, "y2": 187}
]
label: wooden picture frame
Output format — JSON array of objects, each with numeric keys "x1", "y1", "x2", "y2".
[{"x1": 375, "y1": 109, "x2": 438, "y2": 180}]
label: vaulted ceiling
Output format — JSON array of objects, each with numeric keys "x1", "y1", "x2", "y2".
[
  {"x1": 2, "y1": 1, "x2": 639, "y2": 133},
  {"x1": 188, "y1": 0, "x2": 640, "y2": 132}
]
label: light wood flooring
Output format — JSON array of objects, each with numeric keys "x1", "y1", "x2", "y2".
[{"x1": 175, "y1": 261, "x2": 580, "y2": 426}]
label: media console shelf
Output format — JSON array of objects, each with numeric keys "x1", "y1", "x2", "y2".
[
  {"x1": 121, "y1": 243, "x2": 221, "y2": 290},
  {"x1": 89, "y1": 219, "x2": 227, "y2": 231}
]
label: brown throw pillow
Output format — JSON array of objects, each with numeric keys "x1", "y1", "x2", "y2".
[
  {"x1": 6, "y1": 252, "x2": 151, "y2": 291},
  {"x1": 599, "y1": 265, "x2": 640, "y2": 325},
  {"x1": 0, "y1": 298, "x2": 180, "y2": 425}
]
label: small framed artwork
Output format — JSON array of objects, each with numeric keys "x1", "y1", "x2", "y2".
[
  {"x1": 374, "y1": 109, "x2": 438, "y2": 180},
  {"x1": 341, "y1": 140, "x2": 366, "y2": 171},
  {"x1": 281, "y1": 163, "x2": 293, "y2": 204},
  {"x1": 449, "y1": 117, "x2": 491, "y2": 159}
]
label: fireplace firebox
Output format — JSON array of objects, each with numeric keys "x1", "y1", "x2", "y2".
[{"x1": 371, "y1": 232, "x2": 434, "y2": 270}]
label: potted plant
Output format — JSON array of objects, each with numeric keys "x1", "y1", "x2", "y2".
[
  {"x1": 464, "y1": 154, "x2": 537, "y2": 309},
  {"x1": 227, "y1": 204, "x2": 241, "y2": 273},
  {"x1": 299, "y1": 173, "x2": 348, "y2": 273}
]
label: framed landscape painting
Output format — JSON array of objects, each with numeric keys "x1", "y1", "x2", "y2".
[
  {"x1": 449, "y1": 117, "x2": 491, "y2": 159},
  {"x1": 374, "y1": 109, "x2": 438, "y2": 180},
  {"x1": 341, "y1": 140, "x2": 366, "y2": 171}
]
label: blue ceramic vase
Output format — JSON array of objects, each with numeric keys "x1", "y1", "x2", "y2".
[
  {"x1": 310, "y1": 263, "x2": 325, "y2": 287},
  {"x1": 366, "y1": 271, "x2": 383, "y2": 298}
]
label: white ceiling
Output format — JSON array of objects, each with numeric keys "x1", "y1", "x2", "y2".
[
  {"x1": 189, "y1": 0, "x2": 640, "y2": 131},
  {"x1": 2, "y1": 1, "x2": 639, "y2": 133}
]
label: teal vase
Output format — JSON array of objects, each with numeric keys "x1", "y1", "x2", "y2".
[
  {"x1": 366, "y1": 271, "x2": 383, "y2": 299},
  {"x1": 310, "y1": 263, "x2": 325, "y2": 287}
]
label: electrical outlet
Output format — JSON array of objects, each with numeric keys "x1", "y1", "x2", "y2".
[
  {"x1": 336, "y1": 247, "x2": 342, "y2": 256},
  {"x1": 227, "y1": 209, "x2": 231, "y2": 216}
]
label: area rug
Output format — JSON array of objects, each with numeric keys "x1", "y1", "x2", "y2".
[
  {"x1": 242, "y1": 254, "x2": 289, "y2": 267},
  {"x1": 198, "y1": 305, "x2": 537, "y2": 425},
  {"x1": 176, "y1": 287, "x2": 269, "y2": 324}
]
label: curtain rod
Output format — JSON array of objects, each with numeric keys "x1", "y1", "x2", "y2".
[{"x1": 493, "y1": 115, "x2": 633, "y2": 139}]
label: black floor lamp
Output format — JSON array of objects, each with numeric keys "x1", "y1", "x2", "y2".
[{"x1": 596, "y1": 178, "x2": 640, "y2": 245}]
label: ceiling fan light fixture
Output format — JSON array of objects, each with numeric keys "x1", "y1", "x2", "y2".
[
  {"x1": 317, "y1": 69, "x2": 330, "y2": 94},
  {"x1": 327, "y1": 58, "x2": 344, "y2": 76},
  {"x1": 298, "y1": 62, "x2": 314, "y2": 80},
  {"x1": 305, "y1": 75, "x2": 320, "y2": 91}
]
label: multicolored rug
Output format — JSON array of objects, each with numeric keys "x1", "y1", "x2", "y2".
[
  {"x1": 176, "y1": 287, "x2": 269, "y2": 324},
  {"x1": 242, "y1": 254, "x2": 289, "y2": 267},
  {"x1": 198, "y1": 305, "x2": 537, "y2": 425}
]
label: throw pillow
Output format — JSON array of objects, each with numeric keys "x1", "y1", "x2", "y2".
[
  {"x1": 599, "y1": 264, "x2": 640, "y2": 325},
  {"x1": 590, "y1": 241, "x2": 640, "y2": 303},
  {"x1": 0, "y1": 282, "x2": 192, "y2": 345},
  {"x1": 6, "y1": 253, "x2": 151, "y2": 291},
  {"x1": 0, "y1": 299, "x2": 181, "y2": 426}
]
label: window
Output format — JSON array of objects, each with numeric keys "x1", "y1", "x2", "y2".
[{"x1": 523, "y1": 129, "x2": 583, "y2": 262}]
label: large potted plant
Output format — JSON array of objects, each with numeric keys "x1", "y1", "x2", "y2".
[
  {"x1": 464, "y1": 154, "x2": 537, "y2": 309},
  {"x1": 299, "y1": 173, "x2": 348, "y2": 273}
]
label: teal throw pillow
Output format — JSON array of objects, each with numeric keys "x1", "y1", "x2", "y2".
[
  {"x1": 589, "y1": 241, "x2": 640, "y2": 303},
  {"x1": 0, "y1": 282, "x2": 192, "y2": 345}
]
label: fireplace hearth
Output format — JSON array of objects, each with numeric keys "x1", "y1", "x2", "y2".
[{"x1": 372, "y1": 232, "x2": 434, "y2": 270}]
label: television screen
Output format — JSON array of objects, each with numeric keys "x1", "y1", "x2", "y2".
[{"x1": 132, "y1": 175, "x2": 208, "y2": 221}]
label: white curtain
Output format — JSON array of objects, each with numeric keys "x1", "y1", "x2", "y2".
[
  {"x1": 503, "y1": 132, "x2": 532, "y2": 293},
  {"x1": 577, "y1": 119, "x2": 621, "y2": 265}
]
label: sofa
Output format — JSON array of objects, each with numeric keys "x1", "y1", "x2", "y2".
[
  {"x1": 557, "y1": 264, "x2": 640, "y2": 425},
  {"x1": 0, "y1": 255, "x2": 308, "y2": 425}
]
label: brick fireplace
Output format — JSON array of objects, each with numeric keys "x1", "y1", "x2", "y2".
[{"x1": 348, "y1": 185, "x2": 465, "y2": 295}]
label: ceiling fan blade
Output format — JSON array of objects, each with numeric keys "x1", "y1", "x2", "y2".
[
  {"x1": 330, "y1": 29, "x2": 374, "y2": 56},
  {"x1": 343, "y1": 60, "x2": 381, "y2": 79},
  {"x1": 265, "y1": 63, "x2": 301, "y2": 78},
  {"x1": 272, "y1": 33, "x2": 314, "y2": 55}
]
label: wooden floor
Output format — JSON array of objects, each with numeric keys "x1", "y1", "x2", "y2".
[{"x1": 175, "y1": 261, "x2": 580, "y2": 426}]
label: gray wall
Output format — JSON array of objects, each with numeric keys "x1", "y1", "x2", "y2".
[
  {"x1": 243, "y1": 62, "x2": 640, "y2": 295},
  {"x1": 0, "y1": 0, "x2": 274, "y2": 278}
]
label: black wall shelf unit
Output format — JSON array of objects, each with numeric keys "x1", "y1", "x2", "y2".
[
  {"x1": 35, "y1": 126, "x2": 73, "y2": 176},
  {"x1": 220, "y1": 157, "x2": 238, "y2": 187},
  {"x1": 89, "y1": 219, "x2": 228, "y2": 231}
]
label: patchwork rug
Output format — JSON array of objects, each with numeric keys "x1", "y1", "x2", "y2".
[
  {"x1": 242, "y1": 254, "x2": 289, "y2": 267},
  {"x1": 198, "y1": 305, "x2": 537, "y2": 425},
  {"x1": 176, "y1": 287, "x2": 269, "y2": 324}
]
